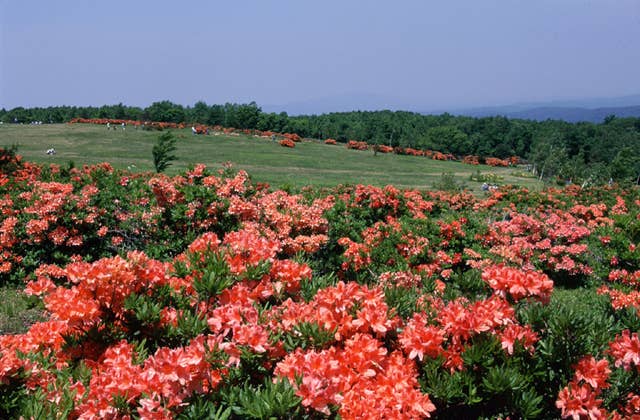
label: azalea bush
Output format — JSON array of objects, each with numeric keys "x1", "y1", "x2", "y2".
[
  {"x1": 279, "y1": 139, "x2": 296, "y2": 148},
  {"x1": 1, "y1": 148, "x2": 640, "y2": 419}
]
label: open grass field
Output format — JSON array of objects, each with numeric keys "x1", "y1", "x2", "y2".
[{"x1": 0, "y1": 123, "x2": 542, "y2": 191}]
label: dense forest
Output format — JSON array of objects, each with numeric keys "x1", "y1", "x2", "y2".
[{"x1": 2, "y1": 101, "x2": 639, "y2": 185}]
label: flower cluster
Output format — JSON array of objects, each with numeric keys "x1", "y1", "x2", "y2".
[
  {"x1": 557, "y1": 331, "x2": 640, "y2": 419},
  {"x1": 481, "y1": 264, "x2": 554, "y2": 302},
  {"x1": 484, "y1": 210, "x2": 595, "y2": 277},
  {"x1": 275, "y1": 335, "x2": 436, "y2": 419}
]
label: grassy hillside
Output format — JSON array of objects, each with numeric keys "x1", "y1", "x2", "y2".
[{"x1": 0, "y1": 123, "x2": 542, "y2": 191}]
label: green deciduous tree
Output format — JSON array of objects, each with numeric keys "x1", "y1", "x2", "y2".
[
  {"x1": 190, "y1": 101, "x2": 210, "y2": 124},
  {"x1": 234, "y1": 102, "x2": 262, "y2": 129},
  {"x1": 145, "y1": 101, "x2": 186, "y2": 123},
  {"x1": 610, "y1": 147, "x2": 640, "y2": 184},
  {"x1": 528, "y1": 136, "x2": 568, "y2": 182}
]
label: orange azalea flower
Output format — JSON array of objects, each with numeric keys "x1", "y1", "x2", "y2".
[
  {"x1": 556, "y1": 381, "x2": 605, "y2": 420},
  {"x1": 498, "y1": 324, "x2": 538, "y2": 355},
  {"x1": 482, "y1": 265, "x2": 554, "y2": 302},
  {"x1": 574, "y1": 356, "x2": 611, "y2": 390},
  {"x1": 608, "y1": 330, "x2": 640, "y2": 371},
  {"x1": 24, "y1": 276, "x2": 56, "y2": 296},
  {"x1": 399, "y1": 313, "x2": 445, "y2": 361}
]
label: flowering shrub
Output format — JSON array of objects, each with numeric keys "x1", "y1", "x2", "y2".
[
  {"x1": 482, "y1": 264, "x2": 554, "y2": 303},
  {"x1": 283, "y1": 133, "x2": 301, "y2": 142},
  {"x1": 279, "y1": 139, "x2": 295, "y2": 148},
  {"x1": 431, "y1": 151, "x2": 450, "y2": 161},
  {"x1": 556, "y1": 332, "x2": 640, "y2": 419},
  {"x1": 346, "y1": 140, "x2": 369, "y2": 151},
  {"x1": 376, "y1": 145, "x2": 394, "y2": 153},
  {"x1": 485, "y1": 157, "x2": 510, "y2": 167},
  {"x1": 463, "y1": 155, "x2": 480, "y2": 165},
  {"x1": 1, "y1": 149, "x2": 640, "y2": 418}
]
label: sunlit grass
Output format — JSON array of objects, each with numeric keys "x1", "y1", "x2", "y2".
[
  {"x1": 1, "y1": 123, "x2": 542, "y2": 191},
  {"x1": 0, "y1": 287, "x2": 44, "y2": 335}
]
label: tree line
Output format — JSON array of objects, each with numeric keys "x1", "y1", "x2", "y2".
[{"x1": 2, "y1": 101, "x2": 639, "y2": 185}]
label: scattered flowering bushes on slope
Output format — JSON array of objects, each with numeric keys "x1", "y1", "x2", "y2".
[
  {"x1": 2, "y1": 149, "x2": 640, "y2": 418},
  {"x1": 71, "y1": 118, "x2": 522, "y2": 167},
  {"x1": 69, "y1": 118, "x2": 529, "y2": 169},
  {"x1": 70, "y1": 117, "x2": 185, "y2": 130},
  {"x1": 0, "y1": 159, "x2": 331, "y2": 284}
]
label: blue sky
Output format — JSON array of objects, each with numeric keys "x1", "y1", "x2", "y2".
[{"x1": 1, "y1": 0, "x2": 639, "y2": 111}]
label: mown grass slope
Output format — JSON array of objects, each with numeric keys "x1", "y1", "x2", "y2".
[{"x1": 1, "y1": 123, "x2": 542, "y2": 190}]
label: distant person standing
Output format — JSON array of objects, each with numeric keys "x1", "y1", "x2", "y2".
[
  {"x1": 107, "y1": 122, "x2": 110, "y2": 130},
  {"x1": 122, "y1": 122, "x2": 126, "y2": 131},
  {"x1": 192, "y1": 126, "x2": 197, "y2": 135}
]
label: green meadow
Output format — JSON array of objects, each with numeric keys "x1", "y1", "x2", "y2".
[{"x1": 0, "y1": 123, "x2": 542, "y2": 191}]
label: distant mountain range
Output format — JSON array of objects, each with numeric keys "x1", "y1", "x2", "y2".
[
  {"x1": 263, "y1": 93, "x2": 640, "y2": 123},
  {"x1": 445, "y1": 94, "x2": 640, "y2": 123},
  {"x1": 454, "y1": 105, "x2": 640, "y2": 123}
]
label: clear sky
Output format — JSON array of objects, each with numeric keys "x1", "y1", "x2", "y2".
[{"x1": 1, "y1": 0, "x2": 639, "y2": 111}]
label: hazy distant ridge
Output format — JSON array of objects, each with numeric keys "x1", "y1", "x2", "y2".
[
  {"x1": 458, "y1": 105, "x2": 640, "y2": 123},
  {"x1": 265, "y1": 93, "x2": 640, "y2": 123}
]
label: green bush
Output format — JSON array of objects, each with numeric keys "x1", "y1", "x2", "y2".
[{"x1": 152, "y1": 131, "x2": 178, "y2": 173}]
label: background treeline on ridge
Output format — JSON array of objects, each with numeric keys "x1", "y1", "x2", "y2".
[{"x1": 2, "y1": 100, "x2": 639, "y2": 185}]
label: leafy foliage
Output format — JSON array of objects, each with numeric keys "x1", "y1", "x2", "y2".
[{"x1": 152, "y1": 130, "x2": 178, "y2": 173}]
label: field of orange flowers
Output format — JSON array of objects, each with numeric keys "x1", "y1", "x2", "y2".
[{"x1": 1, "y1": 145, "x2": 639, "y2": 419}]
